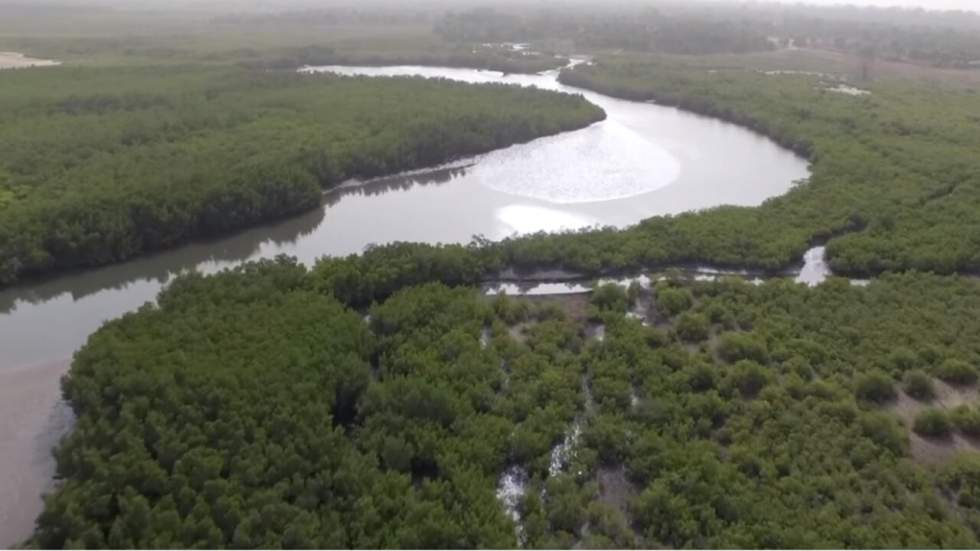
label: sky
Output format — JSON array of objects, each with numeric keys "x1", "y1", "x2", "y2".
[
  {"x1": 787, "y1": 0, "x2": 979, "y2": 10},
  {"x1": 24, "y1": 0, "x2": 980, "y2": 14}
]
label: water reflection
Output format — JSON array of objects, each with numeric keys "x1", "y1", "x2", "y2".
[
  {"x1": 324, "y1": 163, "x2": 472, "y2": 207},
  {"x1": 0, "y1": 207, "x2": 327, "y2": 316},
  {"x1": 482, "y1": 246, "x2": 853, "y2": 296}
]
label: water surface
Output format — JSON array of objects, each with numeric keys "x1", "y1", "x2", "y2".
[{"x1": 0, "y1": 52, "x2": 61, "y2": 70}]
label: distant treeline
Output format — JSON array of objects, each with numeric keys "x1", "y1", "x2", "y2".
[
  {"x1": 0, "y1": 66, "x2": 603, "y2": 286},
  {"x1": 435, "y1": 8, "x2": 776, "y2": 56},
  {"x1": 241, "y1": 45, "x2": 567, "y2": 75},
  {"x1": 434, "y1": 3, "x2": 980, "y2": 68}
]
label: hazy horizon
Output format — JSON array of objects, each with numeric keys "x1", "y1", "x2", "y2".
[
  {"x1": 758, "y1": 0, "x2": 980, "y2": 11},
  {"x1": 8, "y1": 0, "x2": 980, "y2": 14}
]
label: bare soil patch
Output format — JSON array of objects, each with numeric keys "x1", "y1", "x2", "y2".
[
  {"x1": 597, "y1": 465, "x2": 636, "y2": 517},
  {"x1": 888, "y1": 381, "x2": 980, "y2": 465}
]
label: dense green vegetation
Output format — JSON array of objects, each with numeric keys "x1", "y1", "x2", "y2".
[
  {"x1": 0, "y1": 66, "x2": 602, "y2": 285},
  {"x1": 32, "y1": 256, "x2": 980, "y2": 548}
]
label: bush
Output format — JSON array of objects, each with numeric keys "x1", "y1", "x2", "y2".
[
  {"x1": 942, "y1": 454, "x2": 980, "y2": 509},
  {"x1": 887, "y1": 347, "x2": 919, "y2": 372},
  {"x1": 903, "y1": 370, "x2": 936, "y2": 401},
  {"x1": 644, "y1": 327, "x2": 669, "y2": 348},
  {"x1": 493, "y1": 294, "x2": 529, "y2": 325},
  {"x1": 951, "y1": 406, "x2": 980, "y2": 437},
  {"x1": 860, "y1": 412, "x2": 907, "y2": 455},
  {"x1": 716, "y1": 332, "x2": 769, "y2": 364},
  {"x1": 685, "y1": 363, "x2": 716, "y2": 392},
  {"x1": 731, "y1": 360, "x2": 768, "y2": 397},
  {"x1": 676, "y1": 312, "x2": 710, "y2": 342},
  {"x1": 914, "y1": 408, "x2": 952, "y2": 438},
  {"x1": 854, "y1": 371, "x2": 897, "y2": 404},
  {"x1": 592, "y1": 283, "x2": 629, "y2": 312},
  {"x1": 935, "y1": 359, "x2": 979, "y2": 386},
  {"x1": 656, "y1": 287, "x2": 693, "y2": 317}
]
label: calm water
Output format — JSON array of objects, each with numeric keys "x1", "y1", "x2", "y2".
[{"x1": 0, "y1": 62, "x2": 809, "y2": 545}]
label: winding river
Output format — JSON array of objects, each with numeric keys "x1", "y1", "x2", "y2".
[{"x1": 0, "y1": 61, "x2": 809, "y2": 545}]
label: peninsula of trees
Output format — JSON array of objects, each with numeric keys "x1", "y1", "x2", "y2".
[{"x1": 0, "y1": 67, "x2": 603, "y2": 286}]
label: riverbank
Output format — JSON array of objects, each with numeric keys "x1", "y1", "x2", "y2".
[{"x1": 0, "y1": 360, "x2": 73, "y2": 548}]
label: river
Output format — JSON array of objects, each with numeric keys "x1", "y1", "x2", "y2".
[
  {"x1": 0, "y1": 61, "x2": 809, "y2": 545},
  {"x1": 0, "y1": 52, "x2": 61, "y2": 70}
]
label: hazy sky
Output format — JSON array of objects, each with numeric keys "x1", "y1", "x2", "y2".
[
  {"x1": 787, "y1": 0, "x2": 979, "y2": 10},
  {"x1": 31, "y1": 0, "x2": 980, "y2": 14}
]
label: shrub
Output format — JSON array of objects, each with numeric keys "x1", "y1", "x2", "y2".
[
  {"x1": 592, "y1": 283, "x2": 628, "y2": 312},
  {"x1": 685, "y1": 363, "x2": 716, "y2": 392},
  {"x1": 854, "y1": 371, "x2": 896, "y2": 404},
  {"x1": 935, "y1": 359, "x2": 978, "y2": 386},
  {"x1": 903, "y1": 370, "x2": 936, "y2": 401},
  {"x1": 644, "y1": 327, "x2": 669, "y2": 348},
  {"x1": 942, "y1": 453, "x2": 980, "y2": 508},
  {"x1": 656, "y1": 287, "x2": 693, "y2": 317},
  {"x1": 676, "y1": 312, "x2": 710, "y2": 342},
  {"x1": 859, "y1": 412, "x2": 907, "y2": 455},
  {"x1": 493, "y1": 294, "x2": 529, "y2": 325},
  {"x1": 785, "y1": 356, "x2": 814, "y2": 381},
  {"x1": 731, "y1": 360, "x2": 768, "y2": 397},
  {"x1": 704, "y1": 302, "x2": 729, "y2": 324},
  {"x1": 951, "y1": 406, "x2": 980, "y2": 437},
  {"x1": 887, "y1": 347, "x2": 919, "y2": 372},
  {"x1": 716, "y1": 332, "x2": 769, "y2": 364},
  {"x1": 914, "y1": 408, "x2": 952, "y2": 438}
]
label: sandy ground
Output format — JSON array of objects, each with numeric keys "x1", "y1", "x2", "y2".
[
  {"x1": 597, "y1": 465, "x2": 635, "y2": 516},
  {"x1": 0, "y1": 359, "x2": 74, "y2": 547},
  {"x1": 0, "y1": 52, "x2": 61, "y2": 70},
  {"x1": 889, "y1": 381, "x2": 980, "y2": 465}
]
